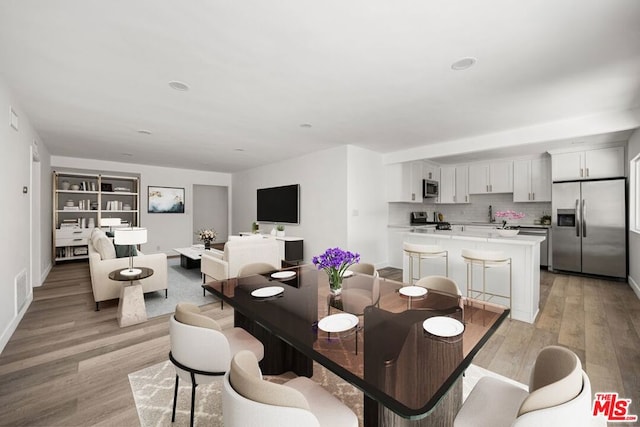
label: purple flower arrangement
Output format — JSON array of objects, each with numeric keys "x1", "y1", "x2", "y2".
[{"x1": 312, "y1": 247, "x2": 360, "y2": 292}]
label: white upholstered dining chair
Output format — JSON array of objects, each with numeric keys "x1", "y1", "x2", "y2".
[
  {"x1": 169, "y1": 303, "x2": 264, "y2": 427},
  {"x1": 223, "y1": 350, "x2": 358, "y2": 427},
  {"x1": 455, "y1": 345, "x2": 604, "y2": 427}
]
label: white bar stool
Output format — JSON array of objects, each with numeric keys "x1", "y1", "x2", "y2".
[
  {"x1": 403, "y1": 242, "x2": 449, "y2": 284},
  {"x1": 461, "y1": 248, "x2": 512, "y2": 320}
]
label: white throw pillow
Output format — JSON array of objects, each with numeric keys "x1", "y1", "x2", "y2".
[{"x1": 95, "y1": 235, "x2": 116, "y2": 260}]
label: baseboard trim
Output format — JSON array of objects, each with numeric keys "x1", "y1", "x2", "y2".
[
  {"x1": 37, "y1": 262, "x2": 52, "y2": 288},
  {"x1": 628, "y1": 275, "x2": 640, "y2": 300},
  {"x1": 0, "y1": 292, "x2": 33, "y2": 355}
]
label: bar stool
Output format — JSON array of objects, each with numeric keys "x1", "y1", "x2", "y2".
[
  {"x1": 461, "y1": 249, "x2": 512, "y2": 320},
  {"x1": 403, "y1": 242, "x2": 449, "y2": 284}
]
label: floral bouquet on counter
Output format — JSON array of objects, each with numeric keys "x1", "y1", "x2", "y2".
[
  {"x1": 312, "y1": 247, "x2": 360, "y2": 295},
  {"x1": 196, "y1": 228, "x2": 217, "y2": 243},
  {"x1": 495, "y1": 210, "x2": 525, "y2": 229}
]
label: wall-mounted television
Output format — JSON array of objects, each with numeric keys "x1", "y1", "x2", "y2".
[{"x1": 257, "y1": 184, "x2": 300, "y2": 224}]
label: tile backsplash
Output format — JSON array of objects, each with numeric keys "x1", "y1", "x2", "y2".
[{"x1": 389, "y1": 193, "x2": 551, "y2": 226}]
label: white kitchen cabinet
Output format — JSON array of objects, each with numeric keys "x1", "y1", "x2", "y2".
[
  {"x1": 438, "y1": 165, "x2": 469, "y2": 204},
  {"x1": 513, "y1": 157, "x2": 551, "y2": 202},
  {"x1": 468, "y1": 160, "x2": 513, "y2": 194},
  {"x1": 386, "y1": 161, "x2": 423, "y2": 203},
  {"x1": 423, "y1": 161, "x2": 439, "y2": 181},
  {"x1": 455, "y1": 166, "x2": 469, "y2": 203},
  {"x1": 438, "y1": 166, "x2": 456, "y2": 203},
  {"x1": 551, "y1": 146, "x2": 624, "y2": 181}
]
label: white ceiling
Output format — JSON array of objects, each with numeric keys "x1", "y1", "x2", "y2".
[{"x1": 1, "y1": 1, "x2": 639, "y2": 172}]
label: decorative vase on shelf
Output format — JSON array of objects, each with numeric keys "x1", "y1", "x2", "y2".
[{"x1": 204, "y1": 240, "x2": 211, "y2": 250}]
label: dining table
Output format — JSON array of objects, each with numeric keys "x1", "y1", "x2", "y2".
[{"x1": 203, "y1": 265, "x2": 509, "y2": 426}]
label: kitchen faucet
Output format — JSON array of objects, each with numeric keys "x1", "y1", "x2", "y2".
[{"x1": 489, "y1": 205, "x2": 495, "y2": 223}]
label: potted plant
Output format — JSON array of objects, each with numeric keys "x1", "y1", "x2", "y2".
[
  {"x1": 252, "y1": 221, "x2": 259, "y2": 233},
  {"x1": 540, "y1": 214, "x2": 551, "y2": 225},
  {"x1": 276, "y1": 224, "x2": 285, "y2": 237}
]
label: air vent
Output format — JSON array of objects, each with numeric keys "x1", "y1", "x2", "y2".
[{"x1": 15, "y1": 270, "x2": 29, "y2": 312}]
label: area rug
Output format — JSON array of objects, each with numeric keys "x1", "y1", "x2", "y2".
[
  {"x1": 144, "y1": 257, "x2": 218, "y2": 318},
  {"x1": 129, "y1": 360, "x2": 525, "y2": 427}
]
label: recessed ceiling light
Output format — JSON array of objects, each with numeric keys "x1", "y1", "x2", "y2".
[
  {"x1": 121, "y1": 153, "x2": 133, "y2": 157},
  {"x1": 137, "y1": 129, "x2": 152, "y2": 135},
  {"x1": 451, "y1": 57, "x2": 477, "y2": 71},
  {"x1": 234, "y1": 148, "x2": 245, "y2": 152},
  {"x1": 168, "y1": 80, "x2": 190, "y2": 91},
  {"x1": 300, "y1": 123, "x2": 312, "y2": 128}
]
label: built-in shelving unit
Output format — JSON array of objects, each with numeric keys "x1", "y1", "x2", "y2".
[{"x1": 52, "y1": 170, "x2": 140, "y2": 263}]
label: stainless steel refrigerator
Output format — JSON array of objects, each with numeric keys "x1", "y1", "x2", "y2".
[{"x1": 552, "y1": 178, "x2": 626, "y2": 278}]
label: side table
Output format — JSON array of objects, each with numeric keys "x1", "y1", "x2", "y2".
[{"x1": 108, "y1": 267, "x2": 154, "y2": 327}]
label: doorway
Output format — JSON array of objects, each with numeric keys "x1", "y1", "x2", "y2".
[{"x1": 193, "y1": 185, "x2": 228, "y2": 245}]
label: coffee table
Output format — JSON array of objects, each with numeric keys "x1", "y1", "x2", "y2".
[{"x1": 173, "y1": 245, "x2": 205, "y2": 269}]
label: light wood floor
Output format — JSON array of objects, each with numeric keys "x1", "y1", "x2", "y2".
[{"x1": 0, "y1": 262, "x2": 638, "y2": 426}]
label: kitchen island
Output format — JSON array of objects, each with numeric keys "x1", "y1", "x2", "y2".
[{"x1": 401, "y1": 229, "x2": 545, "y2": 323}]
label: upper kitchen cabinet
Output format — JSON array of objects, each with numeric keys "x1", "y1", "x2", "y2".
[
  {"x1": 439, "y1": 166, "x2": 456, "y2": 203},
  {"x1": 455, "y1": 166, "x2": 469, "y2": 203},
  {"x1": 468, "y1": 160, "x2": 513, "y2": 194},
  {"x1": 438, "y1": 165, "x2": 469, "y2": 204},
  {"x1": 423, "y1": 161, "x2": 439, "y2": 181},
  {"x1": 386, "y1": 161, "x2": 423, "y2": 203},
  {"x1": 513, "y1": 157, "x2": 551, "y2": 202},
  {"x1": 551, "y1": 146, "x2": 625, "y2": 181}
]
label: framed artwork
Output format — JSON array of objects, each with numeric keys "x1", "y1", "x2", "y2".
[{"x1": 148, "y1": 186, "x2": 185, "y2": 213}]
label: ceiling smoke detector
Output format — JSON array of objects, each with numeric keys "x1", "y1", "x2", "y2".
[
  {"x1": 451, "y1": 57, "x2": 477, "y2": 71},
  {"x1": 168, "y1": 80, "x2": 190, "y2": 91}
]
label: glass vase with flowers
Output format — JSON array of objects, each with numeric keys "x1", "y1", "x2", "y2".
[{"x1": 312, "y1": 247, "x2": 360, "y2": 295}]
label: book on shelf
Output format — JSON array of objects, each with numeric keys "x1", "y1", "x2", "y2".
[{"x1": 63, "y1": 206, "x2": 80, "y2": 211}]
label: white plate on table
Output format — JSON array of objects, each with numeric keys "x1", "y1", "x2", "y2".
[
  {"x1": 399, "y1": 286, "x2": 427, "y2": 297},
  {"x1": 251, "y1": 286, "x2": 284, "y2": 298},
  {"x1": 318, "y1": 313, "x2": 359, "y2": 333},
  {"x1": 271, "y1": 271, "x2": 296, "y2": 279},
  {"x1": 422, "y1": 316, "x2": 464, "y2": 337}
]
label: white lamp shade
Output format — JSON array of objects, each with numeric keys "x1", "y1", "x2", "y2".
[
  {"x1": 100, "y1": 217, "x2": 121, "y2": 227},
  {"x1": 114, "y1": 227, "x2": 147, "y2": 245}
]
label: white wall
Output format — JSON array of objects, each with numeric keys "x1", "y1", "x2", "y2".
[
  {"x1": 0, "y1": 77, "x2": 51, "y2": 353},
  {"x1": 346, "y1": 146, "x2": 388, "y2": 266},
  {"x1": 193, "y1": 185, "x2": 228, "y2": 244},
  {"x1": 50, "y1": 156, "x2": 231, "y2": 254},
  {"x1": 232, "y1": 145, "x2": 388, "y2": 266},
  {"x1": 628, "y1": 128, "x2": 640, "y2": 297}
]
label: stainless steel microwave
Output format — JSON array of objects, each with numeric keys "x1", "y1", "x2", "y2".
[{"x1": 423, "y1": 179, "x2": 439, "y2": 198}]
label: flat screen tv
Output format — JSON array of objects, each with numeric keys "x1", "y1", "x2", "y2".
[{"x1": 257, "y1": 184, "x2": 300, "y2": 224}]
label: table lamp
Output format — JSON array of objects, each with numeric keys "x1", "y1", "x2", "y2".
[
  {"x1": 100, "y1": 217, "x2": 121, "y2": 233},
  {"x1": 114, "y1": 227, "x2": 147, "y2": 276}
]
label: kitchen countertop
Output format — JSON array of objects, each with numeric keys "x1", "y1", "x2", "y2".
[
  {"x1": 389, "y1": 222, "x2": 550, "y2": 229},
  {"x1": 407, "y1": 228, "x2": 546, "y2": 244}
]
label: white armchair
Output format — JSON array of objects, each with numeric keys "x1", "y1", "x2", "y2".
[
  {"x1": 201, "y1": 235, "x2": 281, "y2": 282},
  {"x1": 88, "y1": 228, "x2": 168, "y2": 310},
  {"x1": 223, "y1": 350, "x2": 358, "y2": 427},
  {"x1": 455, "y1": 345, "x2": 604, "y2": 427}
]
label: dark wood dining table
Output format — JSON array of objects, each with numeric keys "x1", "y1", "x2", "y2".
[{"x1": 203, "y1": 265, "x2": 509, "y2": 426}]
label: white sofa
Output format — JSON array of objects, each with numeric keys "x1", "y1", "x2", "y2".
[
  {"x1": 88, "y1": 228, "x2": 168, "y2": 310},
  {"x1": 201, "y1": 235, "x2": 281, "y2": 281}
]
